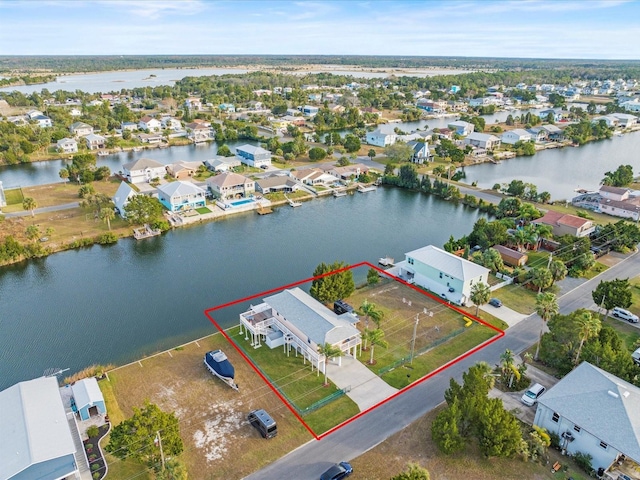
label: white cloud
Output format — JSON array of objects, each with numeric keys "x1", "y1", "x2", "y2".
[{"x1": 98, "y1": 0, "x2": 207, "y2": 19}]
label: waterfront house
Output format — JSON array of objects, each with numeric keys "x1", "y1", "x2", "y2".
[
  {"x1": 185, "y1": 122, "x2": 213, "y2": 143},
  {"x1": 534, "y1": 362, "x2": 640, "y2": 476},
  {"x1": 56, "y1": 137, "x2": 78, "y2": 154},
  {"x1": 185, "y1": 97, "x2": 202, "y2": 110},
  {"x1": 326, "y1": 163, "x2": 370, "y2": 182},
  {"x1": 389, "y1": 245, "x2": 490, "y2": 306},
  {"x1": 416, "y1": 99, "x2": 447, "y2": 112},
  {"x1": 621, "y1": 99, "x2": 640, "y2": 112},
  {"x1": 598, "y1": 185, "x2": 640, "y2": 221},
  {"x1": 84, "y1": 133, "x2": 106, "y2": 150},
  {"x1": 256, "y1": 175, "x2": 300, "y2": 194},
  {"x1": 138, "y1": 115, "x2": 162, "y2": 132},
  {"x1": 122, "y1": 157, "x2": 166, "y2": 184},
  {"x1": 301, "y1": 105, "x2": 319, "y2": 117},
  {"x1": 31, "y1": 114, "x2": 52, "y2": 128},
  {"x1": 113, "y1": 181, "x2": 138, "y2": 217},
  {"x1": 501, "y1": 128, "x2": 533, "y2": 144},
  {"x1": 407, "y1": 140, "x2": 431, "y2": 163},
  {"x1": 610, "y1": 113, "x2": 638, "y2": 128},
  {"x1": 464, "y1": 132, "x2": 501, "y2": 150},
  {"x1": 69, "y1": 121, "x2": 94, "y2": 137},
  {"x1": 541, "y1": 124, "x2": 565, "y2": 141},
  {"x1": 435, "y1": 128, "x2": 454, "y2": 140},
  {"x1": 207, "y1": 172, "x2": 255, "y2": 200},
  {"x1": 493, "y1": 244, "x2": 528, "y2": 267},
  {"x1": 235, "y1": 144, "x2": 272, "y2": 168},
  {"x1": 71, "y1": 377, "x2": 106, "y2": 421},
  {"x1": 533, "y1": 210, "x2": 595, "y2": 238},
  {"x1": 366, "y1": 126, "x2": 397, "y2": 147},
  {"x1": 161, "y1": 116, "x2": 182, "y2": 131},
  {"x1": 166, "y1": 161, "x2": 203, "y2": 179},
  {"x1": 157, "y1": 181, "x2": 206, "y2": 212},
  {"x1": 527, "y1": 127, "x2": 548, "y2": 143},
  {"x1": 539, "y1": 109, "x2": 563, "y2": 122},
  {"x1": 0, "y1": 377, "x2": 80, "y2": 480},
  {"x1": 469, "y1": 97, "x2": 494, "y2": 107},
  {"x1": 447, "y1": 120, "x2": 474, "y2": 136},
  {"x1": 136, "y1": 132, "x2": 163, "y2": 144},
  {"x1": 239, "y1": 287, "x2": 361, "y2": 376},
  {"x1": 120, "y1": 121, "x2": 138, "y2": 132},
  {"x1": 204, "y1": 156, "x2": 241, "y2": 172},
  {"x1": 290, "y1": 168, "x2": 339, "y2": 187}
]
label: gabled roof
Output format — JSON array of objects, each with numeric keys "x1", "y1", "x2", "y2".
[
  {"x1": 504, "y1": 128, "x2": 531, "y2": 137},
  {"x1": 263, "y1": 288, "x2": 359, "y2": 346},
  {"x1": 534, "y1": 210, "x2": 592, "y2": 229},
  {"x1": 70, "y1": 121, "x2": 92, "y2": 130},
  {"x1": 493, "y1": 244, "x2": 527, "y2": 261},
  {"x1": 207, "y1": 172, "x2": 252, "y2": 188},
  {"x1": 0, "y1": 377, "x2": 76, "y2": 480},
  {"x1": 123, "y1": 158, "x2": 165, "y2": 172},
  {"x1": 257, "y1": 176, "x2": 297, "y2": 189},
  {"x1": 56, "y1": 137, "x2": 77, "y2": 145},
  {"x1": 600, "y1": 185, "x2": 630, "y2": 195},
  {"x1": 157, "y1": 180, "x2": 206, "y2": 197},
  {"x1": 113, "y1": 181, "x2": 137, "y2": 207},
  {"x1": 84, "y1": 133, "x2": 105, "y2": 142},
  {"x1": 71, "y1": 377, "x2": 104, "y2": 410},
  {"x1": 466, "y1": 132, "x2": 500, "y2": 142},
  {"x1": 538, "y1": 362, "x2": 640, "y2": 461},
  {"x1": 406, "y1": 245, "x2": 489, "y2": 281},
  {"x1": 236, "y1": 144, "x2": 270, "y2": 156}
]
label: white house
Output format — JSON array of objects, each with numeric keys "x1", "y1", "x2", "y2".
[
  {"x1": 204, "y1": 156, "x2": 241, "y2": 172},
  {"x1": 389, "y1": 245, "x2": 490, "y2": 306},
  {"x1": 122, "y1": 157, "x2": 167, "y2": 184},
  {"x1": 366, "y1": 127, "x2": 397, "y2": 147},
  {"x1": 138, "y1": 115, "x2": 162, "y2": 132},
  {"x1": 84, "y1": 133, "x2": 106, "y2": 150},
  {"x1": 447, "y1": 120, "x2": 474, "y2": 136},
  {"x1": 161, "y1": 116, "x2": 182, "y2": 131},
  {"x1": 598, "y1": 185, "x2": 640, "y2": 221},
  {"x1": 534, "y1": 362, "x2": 640, "y2": 476},
  {"x1": 301, "y1": 105, "x2": 319, "y2": 117},
  {"x1": 464, "y1": 132, "x2": 501, "y2": 150},
  {"x1": 56, "y1": 137, "x2": 78, "y2": 154},
  {"x1": 592, "y1": 115, "x2": 619, "y2": 128},
  {"x1": 407, "y1": 140, "x2": 431, "y2": 163},
  {"x1": 112, "y1": 181, "x2": 138, "y2": 217},
  {"x1": 69, "y1": 121, "x2": 94, "y2": 137},
  {"x1": 207, "y1": 172, "x2": 255, "y2": 200},
  {"x1": 290, "y1": 168, "x2": 339, "y2": 186},
  {"x1": 32, "y1": 115, "x2": 52, "y2": 128},
  {"x1": 256, "y1": 176, "x2": 300, "y2": 194},
  {"x1": 120, "y1": 121, "x2": 138, "y2": 132},
  {"x1": 501, "y1": 128, "x2": 533, "y2": 144},
  {"x1": 185, "y1": 97, "x2": 202, "y2": 110},
  {"x1": 621, "y1": 99, "x2": 640, "y2": 112},
  {"x1": 235, "y1": 144, "x2": 271, "y2": 168},
  {"x1": 610, "y1": 113, "x2": 638, "y2": 128},
  {"x1": 0, "y1": 377, "x2": 80, "y2": 480},
  {"x1": 239, "y1": 287, "x2": 361, "y2": 376}
]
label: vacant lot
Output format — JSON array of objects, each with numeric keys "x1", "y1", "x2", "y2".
[{"x1": 102, "y1": 333, "x2": 313, "y2": 480}]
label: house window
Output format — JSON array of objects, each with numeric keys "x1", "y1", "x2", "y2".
[
  {"x1": 600, "y1": 441, "x2": 608, "y2": 450},
  {"x1": 551, "y1": 412, "x2": 559, "y2": 423},
  {"x1": 573, "y1": 425, "x2": 581, "y2": 433},
  {"x1": 439, "y1": 272, "x2": 443, "y2": 278}
]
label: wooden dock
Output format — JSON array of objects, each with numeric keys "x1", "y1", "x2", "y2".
[
  {"x1": 133, "y1": 224, "x2": 162, "y2": 240},
  {"x1": 256, "y1": 205, "x2": 273, "y2": 215}
]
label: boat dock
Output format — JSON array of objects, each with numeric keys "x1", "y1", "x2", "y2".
[
  {"x1": 284, "y1": 194, "x2": 302, "y2": 207},
  {"x1": 333, "y1": 189, "x2": 347, "y2": 197},
  {"x1": 133, "y1": 224, "x2": 162, "y2": 240},
  {"x1": 357, "y1": 184, "x2": 377, "y2": 193},
  {"x1": 256, "y1": 204, "x2": 273, "y2": 215}
]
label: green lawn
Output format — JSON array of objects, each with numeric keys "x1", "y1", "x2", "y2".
[
  {"x1": 526, "y1": 250, "x2": 550, "y2": 267},
  {"x1": 581, "y1": 261, "x2": 609, "y2": 279},
  {"x1": 630, "y1": 278, "x2": 640, "y2": 317},
  {"x1": 228, "y1": 327, "x2": 359, "y2": 434},
  {"x1": 494, "y1": 283, "x2": 539, "y2": 314},
  {"x1": 601, "y1": 316, "x2": 640, "y2": 352},
  {"x1": 4, "y1": 188, "x2": 24, "y2": 205},
  {"x1": 196, "y1": 207, "x2": 211, "y2": 214}
]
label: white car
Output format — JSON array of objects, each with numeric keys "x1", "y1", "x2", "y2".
[{"x1": 612, "y1": 307, "x2": 639, "y2": 323}]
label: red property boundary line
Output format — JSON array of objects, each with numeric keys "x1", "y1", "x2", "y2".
[{"x1": 203, "y1": 261, "x2": 505, "y2": 441}]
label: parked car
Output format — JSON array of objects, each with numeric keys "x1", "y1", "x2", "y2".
[
  {"x1": 320, "y1": 462, "x2": 353, "y2": 480},
  {"x1": 521, "y1": 383, "x2": 546, "y2": 406},
  {"x1": 489, "y1": 298, "x2": 502, "y2": 308},
  {"x1": 248, "y1": 409, "x2": 277, "y2": 439},
  {"x1": 612, "y1": 307, "x2": 639, "y2": 323}
]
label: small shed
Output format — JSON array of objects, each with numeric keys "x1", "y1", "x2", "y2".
[
  {"x1": 71, "y1": 377, "x2": 106, "y2": 421},
  {"x1": 494, "y1": 244, "x2": 528, "y2": 267}
]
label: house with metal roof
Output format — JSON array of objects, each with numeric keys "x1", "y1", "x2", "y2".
[
  {"x1": 235, "y1": 144, "x2": 272, "y2": 168},
  {"x1": 239, "y1": 288, "x2": 361, "y2": 375},
  {"x1": 156, "y1": 180, "x2": 206, "y2": 212},
  {"x1": 534, "y1": 362, "x2": 640, "y2": 476},
  {"x1": 463, "y1": 132, "x2": 501, "y2": 151},
  {"x1": 0, "y1": 376, "x2": 80, "y2": 480},
  {"x1": 112, "y1": 181, "x2": 138, "y2": 218},
  {"x1": 389, "y1": 245, "x2": 489, "y2": 306},
  {"x1": 71, "y1": 377, "x2": 106, "y2": 421},
  {"x1": 122, "y1": 157, "x2": 166, "y2": 184}
]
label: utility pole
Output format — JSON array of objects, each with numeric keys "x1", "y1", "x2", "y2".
[
  {"x1": 155, "y1": 431, "x2": 165, "y2": 471},
  {"x1": 410, "y1": 313, "x2": 420, "y2": 364}
]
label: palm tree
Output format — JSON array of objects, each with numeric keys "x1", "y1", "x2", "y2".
[
  {"x1": 534, "y1": 224, "x2": 553, "y2": 250},
  {"x1": 470, "y1": 282, "x2": 491, "y2": 316},
  {"x1": 359, "y1": 300, "x2": 384, "y2": 329},
  {"x1": 22, "y1": 197, "x2": 37, "y2": 217},
  {"x1": 367, "y1": 328, "x2": 388, "y2": 365},
  {"x1": 510, "y1": 228, "x2": 528, "y2": 252},
  {"x1": 317, "y1": 343, "x2": 343, "y2": 385},
  {"x1": 534, "y1": 292, "x2": 559, "y2": 360},
  {"x1": 549, "y1": 259, "x2": 568, "y2": 285},
  {"x1": 575, "y1": 312, "x2": 601, "y2": 364},
  {"x1": 500, "y1": 349, "x2": 520, "y2": 388},
  {"x1": 99, "y1": 207, "x2": 115, "y2": 231},
  {"x1": 531, "y1": 266, "x2": 553, "y2": 293}
]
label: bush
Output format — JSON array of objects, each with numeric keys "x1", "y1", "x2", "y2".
[
  {"x1": 91, "y1": 463, "x2": 100, "y2": 471},
  {"x1": 93, "y1": 472, "x2": 101, "y2": 480},
  {"x1": 89, "y1": 454, "x2": 97, "y2": 461},
  {"x1": 548, "y1": 431, "x2": 561, "y2": 450},
  {"x1": 87, "y1": 425, "x2": 100, "y2": 438},
  {"x1": 573, "y1": 451, "x2": 593, "y2": 474},
  {"x1": 96, "y1": 233, "x2": 117, "y2": 244}
]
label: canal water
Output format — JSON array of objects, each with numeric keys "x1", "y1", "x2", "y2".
[{"x1": 0, "y1": 187, "x2": 485, "y2": 390}]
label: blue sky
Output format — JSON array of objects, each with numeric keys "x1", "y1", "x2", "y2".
[{"x1": 1, "y1": 0, "x2": 639, "y2": 59}]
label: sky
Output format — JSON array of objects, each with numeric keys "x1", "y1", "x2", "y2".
[{"x1": 0, "y1": 0, "x2": 639, "y2": 59}]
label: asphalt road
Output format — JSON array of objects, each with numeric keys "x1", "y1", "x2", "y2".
[
  {"x1": 3, "y1": 201, "x2": 80, "y2": 217},
  {"x1": 245, "y1": 249, "x2": 639, "y2": 480}
]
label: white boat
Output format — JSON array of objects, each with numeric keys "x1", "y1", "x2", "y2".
[
  {"x1": 357, "y1": 184, "x2": 377, "y2": 193},
  {"x1": 97, "y1": 150, "x2": 109, "y2": 157},
  {"x1": 333, "y1": 190, "x2": 347, "y2": 197},
  {"x1": 378, "y1": 256, "x2": 394, "y2": 267},
  {"x1": 132, "y1": 147, "x2": 142, "y2": 152}
]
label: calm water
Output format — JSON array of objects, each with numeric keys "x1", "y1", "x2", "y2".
[
  {"x1": 0, "y1": 67, "x2": 251, "y2": 94},
  {"x1": 0, "y1": 188, "x2": 484, "y2": 389},
  {"x1": 462, "y1": 131, "x2": 640, "y2": 201}
]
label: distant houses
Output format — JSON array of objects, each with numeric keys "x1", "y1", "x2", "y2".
[
  {"x1": 56, "y1": 137, "x2": 78, "y2": 154},
  {"x1": 69, "y1": 121, "x2": 94, "y2": 137}
]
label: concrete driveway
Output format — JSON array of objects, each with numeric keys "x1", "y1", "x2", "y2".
[
  {"x1": 326, "y1": 355, "x2": 398, "y2": 412},
  {"x1": 480, "y1": 303, "x2": 529, "y2": 327}
]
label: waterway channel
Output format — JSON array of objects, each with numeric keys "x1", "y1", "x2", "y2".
[{"x1": 0, "y1": 187, "x2": 486, "y2": 390}]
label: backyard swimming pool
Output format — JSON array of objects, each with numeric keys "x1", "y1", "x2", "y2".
[{"x1": 228, "y1": 198, "x2": 254, "y2": 207}]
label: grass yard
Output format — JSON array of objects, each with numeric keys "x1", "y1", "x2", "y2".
[
  {"x1": 581, "y1": 261, "x2": 609, "y2": 279},
  {"x1": 495, "y1": 283, "x2": 540, "y2": 314},
  {"x1": 527, "y1": 249, "x2": 550, "y2": 267},
  {"x1": 630, "y1": 277, "x2": 640, "y2": 318},
  {"x1": 345, "y1": 278, "x2": 503, "y2": 389},
  {"x1": 196, "y1": 206, "x2": 212, "y2": 214},
  {"x1": 350, "y1": 405, "x2": 589, "y2": 480},
  {"x1": 101, "y1": 333, "x2": 313, "y2": 479},
  {"x1": 228, "y1": 326, "x2": 360, "y2": 434},
  {"x1": 4, "y1": 187, "x2": 24, "y2": 205}
]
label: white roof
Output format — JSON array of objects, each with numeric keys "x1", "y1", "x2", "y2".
[
  {"x1": 538, "y1": 362, "x2": 640, "y2": 461},
  {"x1": 71, "y1": 377, "x2": 104, "y2": 410},
  {"x1": 505, "y1": 128, "x2": 531, "y2": 137},
  {"x1": 466, "y1": 132, "x2": 499, "y2": 142},
  {"x1": 157, "y1": 180, "x2": 206, "y2": 197},
  {"x1": 235, "y1": 144, "x2": 270, "y2": 155},
  {"x1": 0, "y1": 377, "x2": 76, "y2": 480},
  {"x1": 406, "y1": 245, "x2": 489, "y2": 281}
]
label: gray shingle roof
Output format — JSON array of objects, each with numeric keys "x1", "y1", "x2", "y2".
[
  {"x1": 264, "y1": 288, "x2": 359, "y2": 346},
  {"x1": 538, "y1": 362, "x2": 640, "y2": 461},
  {"x1": 123, "y1": 157, "x2": 165, "y2": 171}
]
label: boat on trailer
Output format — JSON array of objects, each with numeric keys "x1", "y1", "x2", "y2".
[{"x1": 204, "y1": 349, "x2": 238, "y2": 390}]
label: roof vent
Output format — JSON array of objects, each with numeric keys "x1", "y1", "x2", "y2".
[
  {"x1": 608, "y1": 390, "x2": 619, "y2": 398},
  {"x1": 623, "y1": 391, "x2": 630, "y2": 398}
]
